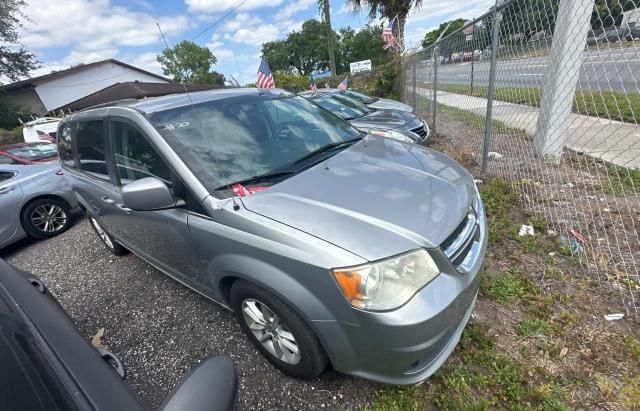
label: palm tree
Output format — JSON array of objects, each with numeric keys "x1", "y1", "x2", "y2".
[
  {"x1": 319, "y1": 0, "x2": 337, "y2": 76},
  {"x1": 344, "y1": 0, "x2": 423, "y2": 47}
]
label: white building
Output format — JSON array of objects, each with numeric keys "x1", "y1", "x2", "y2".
[{"x1": 0, "y1": 59, "x2": 169, "y2": 115}]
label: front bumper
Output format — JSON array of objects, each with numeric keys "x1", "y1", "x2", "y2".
[{"x1": 312, "y1": 199, "x2": 487, "y2": 384}]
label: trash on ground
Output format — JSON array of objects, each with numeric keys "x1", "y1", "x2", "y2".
[
  {"x1": 570, "y1": 229, "x2": 588, "y2": 244},
  {"x1": 604, "y1": 313, "x2": 624, "y2": 321},
  {"x1": 559, "y1": 347, "x2": 569, "y2": 358},
  {"x1": 558, "y1": 235, "x2": 584, "y2": 255},
  {"x1": 91, "y1": 327, "x2": 108, "y2": 349},
  {"x1": 474, "y1": 179, "x2": 483, "y2": 184},
  {"x1": 488, "y1": 151, "x2": 503, "y2": 159},
  {"x1": 563, "y1": 182, "x2": 574, "y2": 188},
  {"x1": 547, "y1": 229, "x2": 557, "y2": 237},
  {"x1": 518, "y1": 224, "x2": 534, "y2": 236}
]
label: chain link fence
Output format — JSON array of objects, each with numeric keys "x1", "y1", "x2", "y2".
[{"x1": 404, "y1": 0, "x2": 640, "y2": 314}]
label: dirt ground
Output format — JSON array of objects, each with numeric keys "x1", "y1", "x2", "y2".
[{"x1": 392, "y1": 124, "x2": 640, "y2": 410}]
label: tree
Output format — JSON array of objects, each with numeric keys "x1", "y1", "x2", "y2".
[
  {"x1": 421, "y1": 19, "x2": 466, "y2": 49},
  {"x1": 344, "y1": 0, "x2": 424, "y2": 47},
  {"x1": 319, "y1": 0, "x2": 337, "y2": 76},
  {"x1": 337, "y1": 24, "x2": 390, "y2": 72},
  {"x1": 262, "y1": 20, "x2": 331, "y2": 76},
  {"x1": 0, "y1": 0, "x2": 36, "y2": 84},
  {"x1": 157, "y1": 40, "x2": 225, "y2": 85}
]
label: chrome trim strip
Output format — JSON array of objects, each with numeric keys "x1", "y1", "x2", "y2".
[{"x1": 443, "y1": 213, "x2": 477, "y2": 259}]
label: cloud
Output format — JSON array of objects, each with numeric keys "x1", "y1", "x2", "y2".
[
  {"x1": 185, "y1": 0, "x2": 283, "y2": 13},
  {"x1": 225, "y1": 25, "x2": 280, "y2": 46},
  {"x1": 20, "y1": 0, "x2": 189, "y2": 51},
  {"x1": 206, "y1": 40, "x2": 235, "y2": 60},
  {"x1": 282, "y1": 19, "x2": 305, "y2": 34},
  {"x1": 221, "y1": 13, "x2": 262, "y2": 32},
  {"x1": 274, "y1": 0, "x2": 315, "y2": 21}
]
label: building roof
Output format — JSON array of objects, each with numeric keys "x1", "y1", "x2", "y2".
[
  {"x1": 56, "y1": 81, "x2": 224, "y2": 112},
  {"x1": 0, "y1": 59, "x2": 169, "y2": 91}
]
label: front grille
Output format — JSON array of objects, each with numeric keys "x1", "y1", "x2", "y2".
[
  {"x1": 410, "y1": 123, "x2": 427, "y2": 138},
  {"x1": 441, "y1": 196, "x2": 482, "y2": 273}
]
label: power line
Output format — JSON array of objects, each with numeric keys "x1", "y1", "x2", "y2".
[{"x1": 189, "y1": 0, "x2": 249, "y2": 41}]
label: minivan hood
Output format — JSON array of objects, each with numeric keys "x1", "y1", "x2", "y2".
[
  {"x1": 369, "y1": 98, "x2": 414, "y2": 113},
  {"x1": 241, "y1": 137, "x2": 475, "y2": 261}
]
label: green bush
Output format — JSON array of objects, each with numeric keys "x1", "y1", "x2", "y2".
[
  {"x1": 0, "y1": 127, "x2": 23, "y2": 145},
  {"x1": 272, "y1": 73, "x2": 310, "y2": 93}
]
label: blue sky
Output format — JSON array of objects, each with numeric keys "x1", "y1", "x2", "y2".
[{"x1": 19, "y1": 0, "x2": 494, "y2": 85}]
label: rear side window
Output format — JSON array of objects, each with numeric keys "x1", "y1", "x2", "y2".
[
  {"x1": 57, "y1": 123, "x2": 74, "y2": 168},
  {"x1": 111, "y1": 121, "x2": 172, "y2": 188},
  {"x1": 76, "y1": 120, "x2": 109, "y2": 181},
  {"x1": 0, "y1": 171, "x2": 16, "y2": 182},
  {"x1": 0, "y1": 154, "x2": 18, "y2": 165}
]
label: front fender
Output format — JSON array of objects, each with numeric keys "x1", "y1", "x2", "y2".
[{"x1": 208, "y1": 253, "x2": 337, "y2": 322}]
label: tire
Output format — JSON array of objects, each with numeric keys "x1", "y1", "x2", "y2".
[
  {"x1": 88, "y1": 216, "x2": 129, "y2": 256},
  {"x1": 230, "y1": 280, "x2": 328, "y2": 379},
  {"x1": 20, "y1": 198, "x2": 71, "y2": 239}
]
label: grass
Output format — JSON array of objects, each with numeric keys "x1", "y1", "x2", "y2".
[
  {"x1": 598, "y1": 164, "x2": 640, "y2": 194},
  {"x1": 482, "y1": 266, "x2": 536, "y2": 304},
  {"x1": 432, "y1": 83, "x2": 640, "y2": 124},
  {"x1": 624, "y1": 336, "x2": 640, "y2": 363},
  {"x1": 430, "y1": 322, "x2": 570, "y2": 410},
  {"x1": 372, "y1": 385, "x2": 420, "y2": 411},
  {"x1": 518, "y1": 315, "x2": 553, "y2": 337}
]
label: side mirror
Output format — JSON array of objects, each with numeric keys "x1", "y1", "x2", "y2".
[
  {"x1": 121, "y1": 177, "x2": 175, "y2": 211},
  {"x1": 157, "y1": 355, "x2": 238, "y2": 411}
]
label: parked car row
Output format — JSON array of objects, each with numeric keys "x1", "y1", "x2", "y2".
[
  {"x1": 587, "y1": 23, "x2": 640, "y2": 45},
  {"x1": 1, "y1": 87, "x2": 486, "y2": 406}
]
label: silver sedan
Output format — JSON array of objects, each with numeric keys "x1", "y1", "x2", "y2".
[{"x1": 0, "y1": 163, "x2": 79, "y2": 249}]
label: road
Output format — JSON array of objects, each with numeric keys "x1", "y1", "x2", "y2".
[
  {"x1": 415, "y1": 46, "x2": 640, "y2": 92},
  {"x1": 2, "y1": 219, "x2": 378, "y2": 410}
]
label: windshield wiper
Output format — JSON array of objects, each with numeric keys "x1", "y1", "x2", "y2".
[
  {"x1": 214, "y1": 170, "x2": 297, "y2": 191},
  {"x1": 292, "y1": 138, "x2": 362, "y2": 165}
]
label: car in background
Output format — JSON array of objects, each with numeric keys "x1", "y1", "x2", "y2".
[
  {"x1": 0, "y1": 142, "x2": 59, "y2": 165},
  {"x1": 300, "y1": 91, "x2": 429, "y2": 142},
  {"x1": 0, "y1": 259, "x2": 239, "y2": 411},
  {"x1": 315, "y1": 88, "x2": 414, "y2": 113},
  {"x1": 58, "y1": 88, "x2": 485, "y2": 384},
  {"x1": 0, "y1": 163, "x2": 78, "y2": 249}
]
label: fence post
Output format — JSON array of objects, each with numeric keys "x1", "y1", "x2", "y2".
[
  {"x1": 432, "y1": 46, "x2": 438, "y2": 132},
  {"x1": 481, "y1": 8, "x2": 502, "y2": 174},
  {"x1": 534, "y1": 0, "x2": 593, "y2": 163},
  {"x1": 412, "y1": 57, "x2": 417, "y2": 110}
]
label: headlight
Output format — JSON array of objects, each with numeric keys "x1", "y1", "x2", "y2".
[
  {"x1": 369, "y1": 129, "x2": 416, "y2": 143},
  {"x1": 332, "y1": 249, "x2": 440, "y2": 311}
]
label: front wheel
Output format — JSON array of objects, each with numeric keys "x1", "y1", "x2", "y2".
[
  {"x1": 88, "y1": 216, "x2": 129, "y2": 256},
  {"x1": 230, "y1": 280, "x2": 327, "y2": 379}
]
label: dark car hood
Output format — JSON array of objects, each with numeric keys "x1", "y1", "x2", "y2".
[
  {"x1": 349, "y1": 109, "x2": 419, "y2": 130},
  {"x1": 241, "y1": 137, "x2": 475, "y2": 261}
]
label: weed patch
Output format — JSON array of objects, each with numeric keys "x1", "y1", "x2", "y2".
[{"x1": 482, "y1": 266, "x2": 536, "y2": 304}]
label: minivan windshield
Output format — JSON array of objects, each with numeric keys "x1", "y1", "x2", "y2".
[{"x1": 148, "y1": 94, "x2": 361, "y2": 194}]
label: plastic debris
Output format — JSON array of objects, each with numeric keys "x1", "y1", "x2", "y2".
[
  {"x1": 547, "y1": 229, "x2": 557, "y2": 237},
  {"x1": 604, "y1": 313, "x2": 624, "y2": 321},
  {"x1": 558, "y1": 235, "x2": 584, "y2": 255},
  {"x1": 488, "y1": 151, "x2": 503, "y2": 159},
  {"x1": 570, "y1": 229, "x2": 588, "y2": 244},
  {"x1": 518, "y1": 224, "x2": 535, "y2": 236},
  {"x1": 603, "y1": 208, "x2": 611, "y2": 212},
  {"x1": 563, "y1": 182, "x2": 574, "y2": 188}
]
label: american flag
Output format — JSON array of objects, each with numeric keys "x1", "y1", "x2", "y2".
[
  {"x1": 382, "y1": 16, "x2": 399, "y2": 50},
  {"x1": 257, "y1": 56, "x2": 275, "y2": 89},
  {"x1": 337, "y1": 76, "x2": 348, "y2": 90},
  {"x1": 310, "y1": 74, "x2": 318, "y2": 94}
]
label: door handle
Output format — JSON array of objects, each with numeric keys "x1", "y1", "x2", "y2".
[
  {"x1": 0, "y1": 186, "x2": 15, "y2": 194},
  {"x1": 100, "y1": 196, "x2": 115, "y2": 204},
  {"x1": 116, "y1": 203, "x2": 132, "y2": 215}
]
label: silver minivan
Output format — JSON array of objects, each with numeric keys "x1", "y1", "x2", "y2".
[{"x1": 58, "y1": 89, "x2": 487, "y2": 384}]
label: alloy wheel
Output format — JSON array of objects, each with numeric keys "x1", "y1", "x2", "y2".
[
  {"x1": 90, "y1": 217, "x2": 114, "y2": 249},
  {"x1": 30, "y1": 204, "x2": 67, "y2": 233},
  {"x1": 241, "y1": 298, "x2": 301, "y2": 365}
]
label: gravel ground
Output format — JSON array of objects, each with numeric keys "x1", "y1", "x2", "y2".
[{"x1": 1, "y1": 217, "x2": 378, "y2": 410}]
